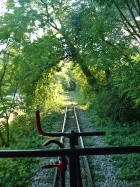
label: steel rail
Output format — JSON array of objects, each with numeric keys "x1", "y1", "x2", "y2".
[
  {"x1": 52, "y1": 96, "x2": 69, "y2": 187},
  {"x1": 72, "y1": 97, "x2": 94, "y2": 187},
  {"x1": 54, "y1": 93, "x2": 103, "y2": 187},
  {"x1": 50, "y1": 94, "x2": 105, "y2": 186},
  {"x1": 0, "y1": 94, "x2": 140, "y2": 187},
  {"x1": 60, "y1": 99, "x2": 68, "y2": 143},
  {"x1": 36, "y1": 109, "x2": 105, "y2": 137}
]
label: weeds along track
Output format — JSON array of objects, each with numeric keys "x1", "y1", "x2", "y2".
[
  {"x1": 53, "y1": 92, "x2": 94, "y2": 187},
  {"x1": 31, "y1": 93, "x2": 94, "y2": 187},
  {"x1": 0, "y1": 92, "x2": 138, "y2": 187},
  {"x1": 32, "y1": 92, "x2": 137, "y2": 187}
]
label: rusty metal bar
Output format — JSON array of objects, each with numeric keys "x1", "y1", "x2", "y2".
[{"x1": 36, "y1": 110, "x2": 105, "y2": 137}]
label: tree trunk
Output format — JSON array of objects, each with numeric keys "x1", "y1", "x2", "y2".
[
  {"x1": 80, "y1": 65, "x2": 96, "y2": 86},
  {"x1": 0, "y1": 131, "x2": 5, "y2": 146}
]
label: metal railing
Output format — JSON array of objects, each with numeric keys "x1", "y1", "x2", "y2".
[{"x1": 0, "y1": 110, "x2": 140, "y2": 187}]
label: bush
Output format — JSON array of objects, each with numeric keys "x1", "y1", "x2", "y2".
[{"x1": 88, "y1": 111, "x2": 140, "y2": 184}]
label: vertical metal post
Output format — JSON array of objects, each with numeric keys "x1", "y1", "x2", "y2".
[
  {"x1": 69, "y1": 131, "x2": 77, "y2": 187},
  {"x1": 61, "y1": 172, "x2": 65, "y2": 187},
  {"x1": 69, "y1": 154, "x2": 77, "y2": 187},
  {"x1": 69, "y1": 131, "x2": 83, "y2": 187}
]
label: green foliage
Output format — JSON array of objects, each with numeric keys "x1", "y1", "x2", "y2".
[
  {"x1": 1, "y1": 0, "x2": 139, "y2": 125},
  {"x1": 74, "y1": 86, "x2": 86, "y2": 105},
  {"x1": 89, "y1": 88, "x2": 139, "y2": 123},
  {"x1": 115, "y1": 55, "x2": 140, "y2": 107},
  {"x1": 84, "y1": 137, "x2": 93, "y2": 147},
  {"x1": 0, "y1": 0, "x2": 140, "y2": 184},
  {"x1": 0, "y1": 95, "x2": 26, "y2": 146},
  {"x1": 113, "y1": 154, "x2": 140, "y2": 183},
  {"x1": 88, "y1": 111, "x2": 140, "y2": 184},
  {"x1": 0, "y1": 114, "x2": 38, "y2": 187},
  {"x1": 55, "y1": 62, "x2": 76, "y2": 91},
  {"x1": 0, "y1": 157, "x2": 35, "y2": 187},
  {"x1": 0, "y1": 105, "x2": 64, "y2": 187}
]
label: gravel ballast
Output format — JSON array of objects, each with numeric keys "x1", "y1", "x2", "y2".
[{"x1": 31, "y1": 106, "x2": 135, "y2": 187}]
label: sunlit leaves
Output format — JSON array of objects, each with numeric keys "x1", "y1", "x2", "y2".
[{"x1": 0, "y1": 0, "x2": 140, "y2": 124}]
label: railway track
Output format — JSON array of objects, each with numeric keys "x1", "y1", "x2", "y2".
[
  {"x1": 21, "y1": 93, "x2": 139, "y2": 187},
  {"x1": 0, "y1": 93, "x2": 140, "y2": 187},
  {"x1": 53, "y1": 93, "x2": 94, "y2": 187}
]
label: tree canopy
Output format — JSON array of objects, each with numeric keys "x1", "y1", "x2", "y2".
[
  {"x1": 0, "y1": 0, "x2": 140, "y2": 139},
  {"x1": 0, "y1": 2, "x2": 140, "y2": 185}
]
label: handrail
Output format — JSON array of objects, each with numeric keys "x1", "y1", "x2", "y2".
[
  {"x1": 0, "y1": 146, "x2": 140, "y2": 158},
  {"x1": 35, "y1": 110, "x2": 47, "y2": 136},
  {"x1": 35, "y1": 110, "x2": 67, "y2": 137},
  {"x1": 35, "y1": 110, "x2": 105, "y2": 137}
]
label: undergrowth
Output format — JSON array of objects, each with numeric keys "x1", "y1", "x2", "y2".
[
  {"x1": 87, "y1": 111, "x2": 140, "y2": 186},
  {"x1": 0, "y1": 110, "x2": 63, "y2": 187},
  {"x1": 74, "y1": 86, "x2": 140, "y2": 186}
]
